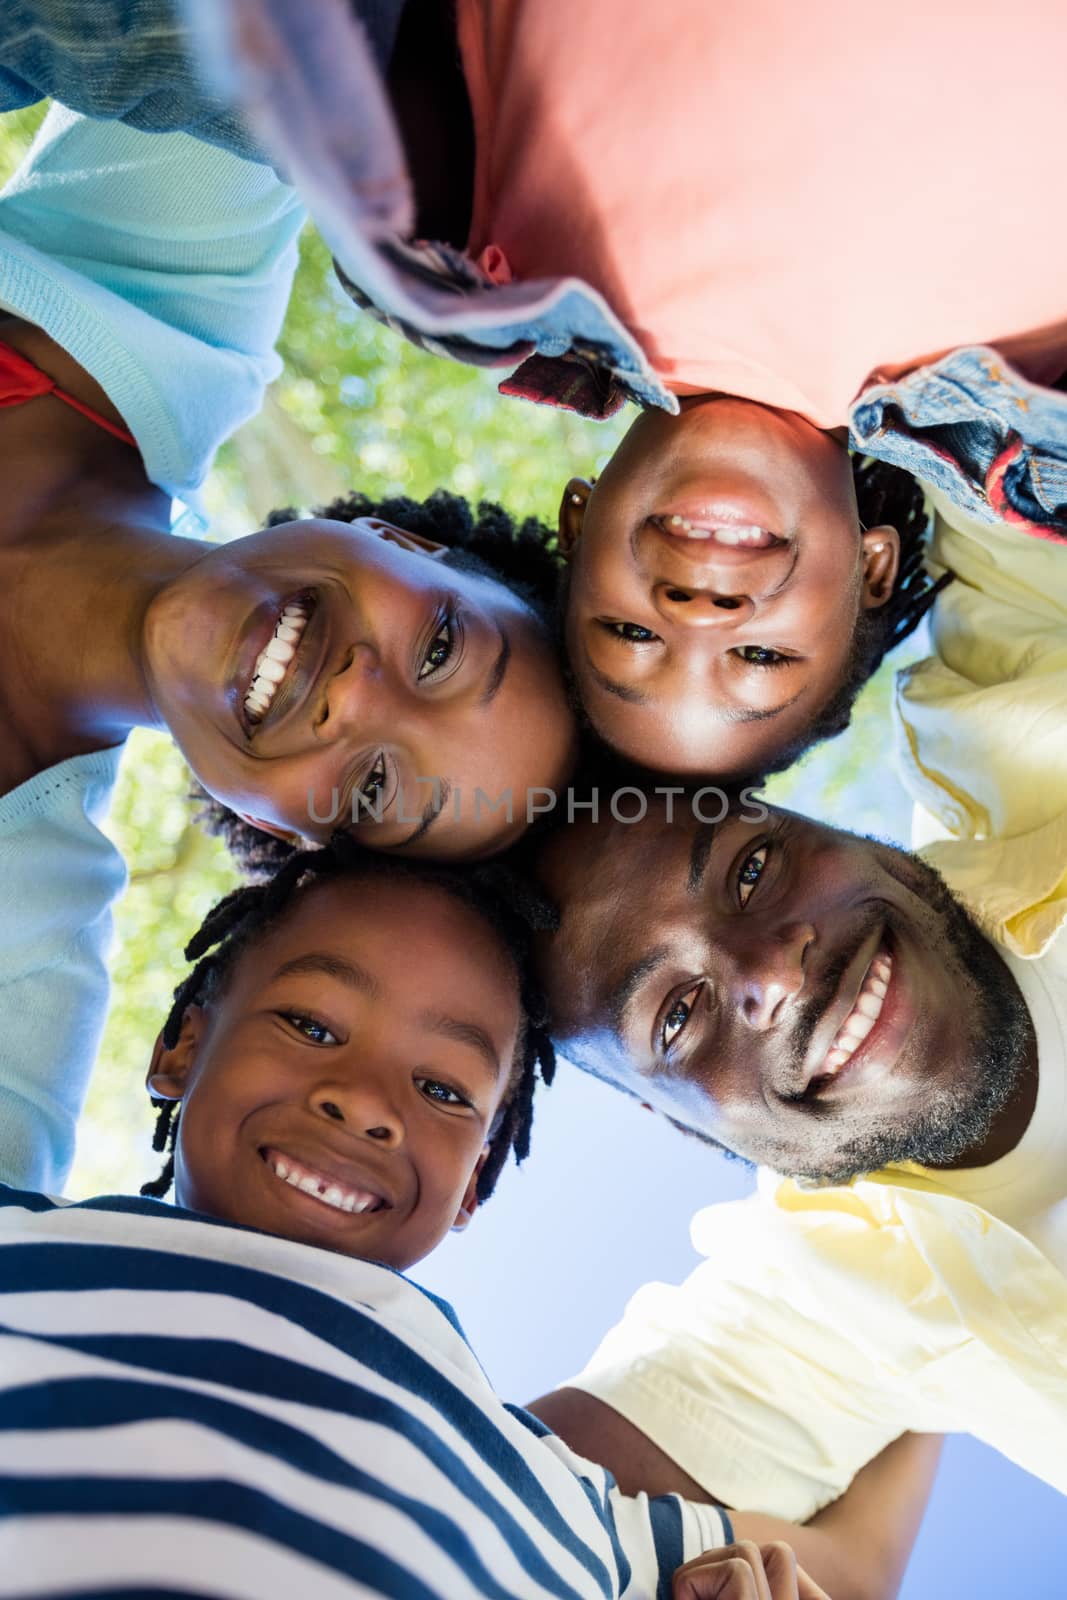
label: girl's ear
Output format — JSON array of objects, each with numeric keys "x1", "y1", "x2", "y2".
[
  {"x1": 860, "y1": 526, "x2": 901, "y2": 610},
  {"x1": 146, "y1": 1005, "x2": 206, "y2": 1102},
  {"x1": 557, "y1": 479, "x2": 592, "y2": 559},
  {"x1": 234, "y1": 812, "x2": 306, "y2": 847},
  {"x1": 451, "y1": 1147, "x2": 489, "y2": 1233}
]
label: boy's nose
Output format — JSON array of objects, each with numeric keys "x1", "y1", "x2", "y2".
[{"x1": 312, "y1": 1080, "x2": 404, "y2": 1146}]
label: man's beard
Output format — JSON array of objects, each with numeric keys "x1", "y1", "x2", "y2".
[{"x1": 790, "y1": 851, "x2": 1035, "y2": 1187}]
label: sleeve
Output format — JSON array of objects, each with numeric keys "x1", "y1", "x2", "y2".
[
  {"x1": 0, "y1": 105, "x2": 305, "y2": 499},
  {"x1": 0, "y1": 750, "x2": 127, "y2": 1195},
  {"x1": 529, "y1": 1422, "x2": 734, "y2": 1595},
  {"x1": 563, "y1": 1191, "x2": 931, "y2": 1524},
  {"x1": 893, "y1": 496, "x2": 1067, "y2": 953}
]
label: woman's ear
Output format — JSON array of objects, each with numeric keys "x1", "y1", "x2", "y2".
[
  {"x1": 557, "y1": 478, "x2": 593, "y2": 559},
  {"x1": 146, "y1": 1006, "x2": 206, "y2": 1102},
  {"x1": 234, "y1": 812, "x2": 306, "y2": 848},
  {"x1": 359, "y1": 518, "x2": 448, "y2": 559},
  {"x1": 860, "y1": 526, "x2": 901, "y2": 610},
  {"x1": 451, "y1": 1148, "x2": 489, "y2": 1233}
]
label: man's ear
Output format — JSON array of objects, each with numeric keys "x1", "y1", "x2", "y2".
[
  {"x1": 360, "y1": 518, "x2": 448, "y2": 560},
  {"x1": 146, "y1": 1005, "x2": 207, "y2": 1102},
  {"x1": 557, "y1": 478, "x2": 593, "y2": 559},
  {"x1": 860, "y1": 526, "x2": 901, "y2": 610},
  {"x1": 451, "y1": 1148, "x2": 489, "y2": 1233}
]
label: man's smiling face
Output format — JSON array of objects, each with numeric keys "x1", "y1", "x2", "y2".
[{"x1": 534, "y1": 800, "x2": 1033, "y2": 1180}]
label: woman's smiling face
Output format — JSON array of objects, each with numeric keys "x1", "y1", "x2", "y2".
[{"x1": 143, "y1": 517, "x2": 577, "y2": 857}]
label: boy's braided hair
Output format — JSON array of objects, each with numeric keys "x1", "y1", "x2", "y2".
[
  {"x1": 198, "y1": 487, "x2": 564, "y2": 878},
  {"x1": 141, "y1": 834, "x2": 558, "y2": 1205}
]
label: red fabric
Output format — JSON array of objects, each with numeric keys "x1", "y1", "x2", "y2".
[{"x1": 0, "y1": 339, "x2": 137, "y2": 446}]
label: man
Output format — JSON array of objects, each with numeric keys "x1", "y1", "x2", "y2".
[{"x1": 528, "y1": 792, "x2": 1067, "y2": 1519}]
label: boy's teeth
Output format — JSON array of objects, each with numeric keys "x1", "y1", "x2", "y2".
[
  {"x1": 244, "y1": 600, "x2": 310, "y2": 725},
  {"x1": 268, "y1": 1152, "x2": 381, "y2": 1216},
  {"x1": 661, "y1": 516, "x2": 773, "y2": 547}
]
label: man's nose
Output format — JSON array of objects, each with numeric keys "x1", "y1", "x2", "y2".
[
  {"x1": 731, "y1": 922, "x2": 815, "y2": 1031},
  {"x1": 310, "y1": 1074, "x2": 404, "y2": 1147},
  {"x1": 651, "y1": 581, "x2": 756, "y2": 627}
]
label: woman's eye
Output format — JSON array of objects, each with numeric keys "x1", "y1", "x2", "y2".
[
  {"x1": 661, "y1": 984, "x2": 702, "y2": 1051},
  {"x1": 283, "y1": 1014, "x2": 338, "y2": 1046},
  {"x1": 417, "y1": 1077, "x2": 470, "y2": 1109},
  {"x1": 737, "y1": 844, "x2": 769, "y2": 907},
  {"x1": 735, "y1": 646, "x2": 788, "y2": 667},
  {"x1": 419, "y1": 614, "x2": 455, "y2": 678},
  {"x1": 358, "y1": 753, "x2": 387, "y2": 809},
  {"x1": 603, "y1": 621, "x2": 660, "y2": 644}
]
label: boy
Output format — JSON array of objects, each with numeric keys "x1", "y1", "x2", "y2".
[{"x1": 0, "y1": 835, "x2": 830, "y2": 1598}]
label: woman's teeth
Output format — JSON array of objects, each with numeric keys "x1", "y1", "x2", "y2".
[
  {"x1": 820, "y1": 950, "x2": 893, "y2": 1076},
  {"x1": 662, "y1": 514, "x2": 776, "y2": 547},
  {"x1": 244, "y1": 600, "x2": 310, "y2": 724}
]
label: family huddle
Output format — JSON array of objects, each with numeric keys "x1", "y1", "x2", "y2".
[{"x1": 2, "y1": 2, "x2": 1066, "y2": 1596}]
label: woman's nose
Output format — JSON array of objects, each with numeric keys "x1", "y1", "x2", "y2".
[{"x1": 316, "y1": 644, "x2": 384, "y2": 740}]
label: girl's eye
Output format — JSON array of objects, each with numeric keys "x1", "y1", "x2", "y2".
[
  {"x1": 737, "y1": 844, "x2": 769, "y2": 907},
  {"x1": 283, "y1": 1014, "x2": 338, "y2": 1046},
  {"x1": 416, "y1": 1077, "x2": 471, "y2": 1109},
  {"x1": 419, "y1": 614, "x2": 455, "y2": 678},
  {"x1": 735, "y1": 646, "x2": 788, "y2": 667},
  {"x1": 602, "y1": 621, "x2": 660, "y2": 644},
  {"x1": 661, "y1": 984, "x2": 702, "y2": 1051}
]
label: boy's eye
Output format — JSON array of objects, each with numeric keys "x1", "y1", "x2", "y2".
[
  {"x1": 416, "y1": 1077, "x2": 471, "y2": 1110},
  {"x1": 734, "y1": 646, "x2": 789, "y2": 667},
  {"x1": 661, "y1": 984, "x2": 702, "y2": 1051},
  {"x1": 282, "y1": 1013, "x2": 339, "y2": 1046},
  {"x1": 419, "y1": 613, "x2": 456, "y2": 678},
  {"x1": 602, "y1": 621, "x2": 661, "y2": 644},
  {"x1": 737, "y1": 844, "x2": 769, "y2": 907}
]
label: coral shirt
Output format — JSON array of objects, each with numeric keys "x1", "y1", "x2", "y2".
[{"x1": 458, "y1": 0, "x2": 1067, "y2": 427}]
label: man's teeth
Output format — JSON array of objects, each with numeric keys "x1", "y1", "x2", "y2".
[
  {"x1": 664, "y1": 514, "x2": 773, "y2": 546},
  {"x1": 821, "y1": 952, "x2": 892, "y2": 1075},
  {"x1": 244, "y1": 601, "x2": 310, "y2": 724},
  {"x1": 269, "y1": 1154, "x2": 382, "y2": 1215}
]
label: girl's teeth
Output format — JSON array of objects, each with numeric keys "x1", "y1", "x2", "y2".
[
  {"x1": 263, "y1": 636, "x2": 296, "y2": 665},
  {"x1": 244, "y1": 600, "x2": 311, "y2": 724}
]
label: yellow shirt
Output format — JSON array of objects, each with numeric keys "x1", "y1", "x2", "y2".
[{"x1": 570, "y1": 510, "x2": 1067, "y2": 1520}]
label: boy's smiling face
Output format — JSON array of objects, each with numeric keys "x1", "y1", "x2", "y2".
[
  {"x1": 559, "y1": 397, "x2": 899, "y2": 777},
  {"x1": 148, "y1": 875, "x2": 522, "y2": 1269}
]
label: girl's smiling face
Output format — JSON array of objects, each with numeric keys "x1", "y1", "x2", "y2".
[
  {"x1": 143, "y1": 517, "x2": 577, "y2": 858},
  {"x1": 559, "y1": 397, "x2": 899, "y2": 778},
  {"x1": 149, "y1": 874, "x2": 523, "y2": 1270}
]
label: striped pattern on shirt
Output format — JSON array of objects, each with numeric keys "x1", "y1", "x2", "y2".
[{"x1": 0, "y1": 1185, "x2": 730, "y2": 1599}]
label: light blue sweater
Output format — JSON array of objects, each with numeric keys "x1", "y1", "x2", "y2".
[{"x1": 0, "y1": 110, "x2": 304, "y2": 1187}]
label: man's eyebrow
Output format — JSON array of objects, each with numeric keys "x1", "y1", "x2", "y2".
[
  {"x1": 419, "y1": 1013, "x2": 501, "y2": 1076},
  {"x1": 687, "y1": 823, "x2": 717, "y2": 894},
  {"x1": 589, "y1": 663, "x2": 649, "y2": 705},
  {"x1": 718, "y1": 688, "x2": 805, "y2": 724},
  {"x1": 270, "y1": 953, "x2": 382, "y2": 997},
  {"x1": 399, "y1": 779, "x2": 452, "y2": 849},
  {"x1": 607, "y1": 944, "x2": 670, "y2": 1037},
  {"x1": 480, "y1": 625, "x2": 511, "y2": 707}
]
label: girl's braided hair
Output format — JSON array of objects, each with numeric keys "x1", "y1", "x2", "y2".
[{"x1": 141, "y1": 834, "x2": 558, "y2": 1205}]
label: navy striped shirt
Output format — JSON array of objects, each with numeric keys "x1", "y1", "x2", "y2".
[{"x1": 0, "y1": 1184, "x2": 731, "y2": 1598}]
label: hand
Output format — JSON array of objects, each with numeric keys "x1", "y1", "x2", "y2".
[{"x1": 674, "y1": 1540, "x2": 833, "y2": 1600}]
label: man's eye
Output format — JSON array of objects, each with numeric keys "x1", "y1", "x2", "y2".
[
  {"x1": 282, "y1": 1013, "x2": 338, "y2": 1045},
  {"x1": 661, "y1": 984, "x2": 702, "y2": 1051},
  {"x1": 419, "y1": 613, "x2": 455, "y2": 678},
  {"x1": 416, "y1": 1077, "x2": 470, "y2": 1109},
  {"x1": 737, "y1": 844, "x2": 769, "y2": 907},
  {"x1": 735, "y1": 646, "x2": 788, "y2": 667},
  {"x1": 602, "y1": 621, "x2": 661, "y2": 644}
]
